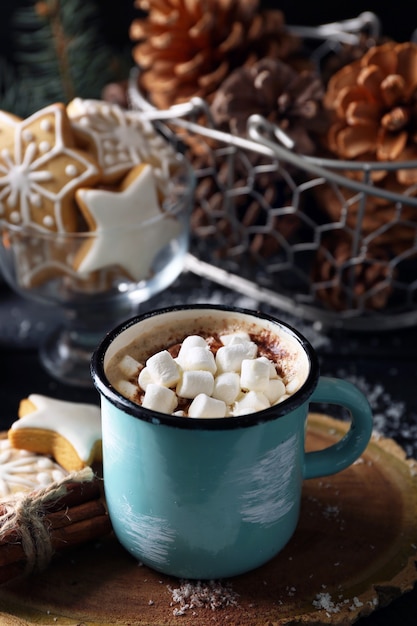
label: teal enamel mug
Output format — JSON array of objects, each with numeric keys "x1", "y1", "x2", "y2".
[{"x1": 91, "y1": 305, "x2": 373, "y2": 579}]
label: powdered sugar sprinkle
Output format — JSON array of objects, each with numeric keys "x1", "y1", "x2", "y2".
[{"x1": 168, "y1": 580, "x2": 239, "y2": 616}]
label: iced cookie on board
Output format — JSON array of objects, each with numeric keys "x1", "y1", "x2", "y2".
[
  {"x1": 8, "y1": 395, "x2": 102, "y2": 472},
  {"x1": 0, "y1": 437, "x2": 67, "y2": 500},
  {"x1": 0, "y1": 103, "x2": 101, "y2": 232},
  {"x1": 74, "y1": 162, "x2": 181, "y2": 281}
]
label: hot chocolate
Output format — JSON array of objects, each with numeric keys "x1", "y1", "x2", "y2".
[
  {"x1": 92, "y1": 305, "x2": 373, "y2": 579},
  {"x1": 105, "y1": 317, "x2": 309, "y2": 417}
]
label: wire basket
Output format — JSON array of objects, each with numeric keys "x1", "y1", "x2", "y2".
[{"x1": 128, "y1": 13, "x2": 417, "y2": 331}]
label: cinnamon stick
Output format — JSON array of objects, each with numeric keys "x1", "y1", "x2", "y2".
[
  {"x1": 0, "y1": 499, "x2": 110, "y2": 563},
  {"x1": 0, "y1": 514, "x2": 111, "y2": 585},
  {"x1": 0, "y1": 468, "x2": 112, "y2": 585},
  {"x1": 47, "y1": 498, "x2": 107, "y2": 530}
]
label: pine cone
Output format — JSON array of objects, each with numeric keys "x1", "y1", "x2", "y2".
[
  {"x1": 320, "y1": 31, "x2": 390, "y2": 86},
  {"x1": 190, "y1": 147, "x2": 299, "y2": 260},
  {"x1": 130, "y1": 0, "x2": 300, "y2": 109},
  {"x1": 210, "y1": 57, "x2": 329, "y2": 156},
  {"x1": 323, "y1": 41, "x2": 417, "y2": 175},
  {"x1": 315, "y1": 175, "x2": 417, "y2": 256},
  {"x1": 190, "y1": 56, "x2": 329, "y2": 259},
  {"x1": 316, "y1": 42, "x2": 417, "y2": 267},
  {"x1": 312, "y1": 233, "x2": 395, "y2": 311}
]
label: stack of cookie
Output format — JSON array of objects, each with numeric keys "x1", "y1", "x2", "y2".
[
  {"x1": 0, "y1": 394, "x2": 109, "y2": 584},
  {"x1": 2, "y1": 393, "x2": 103, "y2": 499},
  {"x1": 7, "y1": 394, "x2": 102, "y2": 475},
  {"x1": 0, "y1": 99, "x2": 181, "y2": 289}
]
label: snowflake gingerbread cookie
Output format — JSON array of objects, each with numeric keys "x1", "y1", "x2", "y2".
[
  {"x1": 67, "y1": 97, "x2": 177, "y2": 187},
  {"x1": 0, "y1": 103, "x2": 101, "y2": 232},
  {"x1": 0, "y1": 437, "x2": 67, "y2": 500}
]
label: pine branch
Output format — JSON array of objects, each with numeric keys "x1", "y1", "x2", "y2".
[{"x1": 0, "y1": 0, "x2": 133, "y2": 117}]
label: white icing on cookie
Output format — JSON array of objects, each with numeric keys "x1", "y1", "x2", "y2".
[
  {"x1": 65, "y1": 163, "x2": 78, "y2": 177},
  {"x1": 42, "y1": 215, "x2": 54, "y2": 228},
  {"x1": 0, "y1": 103, "x2": 100, "y2": 232},
  {"x1": 0, "y1": 438, "x2": 67, "y2": 499},
  {"x1": 40, "y1": 119, "x2": 52, "y2": 132},
  {"x1": 75, "y1": 163, "x2": 180, "y2": 280},
  {"x1": 10, "y1": 395, "x2": 102, "y2": 464},
  {"x1": 67, "y1": 97, "x2": 176, "y2": 186},
  {"x1": 22, "y1": 130, "x2": 34, "y2": 142},
  {"x1": 39, "y1": 140, "x2": 51, "y2": 153}
]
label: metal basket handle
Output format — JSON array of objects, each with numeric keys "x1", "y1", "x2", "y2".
[
  {"x1": 246, "y1": 116, "x2": 417, "y2": 208},
  {"x1": 128, "y1": 67, "x2": 417, "y2": 209},
  {"x1": 288, "y1": 11, "x2": 381, "y2": 44}
]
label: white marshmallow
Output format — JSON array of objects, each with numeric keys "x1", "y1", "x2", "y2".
[
  {"x1": 220, "y1": 331, "x2": 251, "y2": 345},
  {"x1": 215, "y1": 342, "x2": 257, "y2": 373},
  {"x1": 234, "y1": 390, "x2": 246, "y2": 403},
  {"x1": 146, "y1": 350, "x2": 180, "y2": 387},
  {"x1": 117, "y1": 330, "x2": 301, "y2": 419},
  {"x1": 233, "y1": 407, "x2": 257, "y2": 416},
  {"x1": 179, "y1": 346, "x2": 217, "y2": 374},
  {"x1": 240, "y1": 358, "x2": 270, "y2": 392},
  {"x1": 114, "y1": 379, "x2": 138, "y2": 400},
  {"x1": 177, "y1": 335, "x2": 208, "y2": 362},
  {"x1": 212, "y1": 372, "x2": 240, "y2": 404},
  {"x1": 118, "y1": 354, "x2": 142, "y2": 378},
  {"x1": 233, "y1": 391, "x2": 270, "y2": 415},
  {"x1": 286, "y1": 377, "x2": 301, "y2": 394},
  {"x1": 188, "y1": 394, "x2": 227, "y2": 418},
  {"x1": 265, "y1": 378, "x2": 286, "y2": 404},
  {"x1": 176, "y1": 370, "x2": 214, "y2": 399},
  {"x1": 138, "y1": 366, "x2": 153, "y2": 390},
  {"x1": 142, "y1": 383, "x2": 178, "y2": 413},
  {"x1": 257, "y1": 355, "x2": 279, "y2": 378}
]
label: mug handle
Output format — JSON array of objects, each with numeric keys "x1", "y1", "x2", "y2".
[{"x1": 303, "y1": 376, "x2": 373, "y2": 480}]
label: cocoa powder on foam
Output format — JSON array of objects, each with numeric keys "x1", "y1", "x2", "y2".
[{"x1": 107, "y1": 325, "x2": 300, "y2": 413}]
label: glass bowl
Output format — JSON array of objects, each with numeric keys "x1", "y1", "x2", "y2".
[{"x1": 0, "y1": 156, "x2": 194, "y2": 386}]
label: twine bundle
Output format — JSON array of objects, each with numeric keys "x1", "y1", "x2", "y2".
[{"x1": 0, "y1": 467, "x2": 111, "y2": 584}]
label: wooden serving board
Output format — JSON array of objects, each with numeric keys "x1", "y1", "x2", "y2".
[{"x1": 1, "y1": 413, "x2": 417, "y2": 626}]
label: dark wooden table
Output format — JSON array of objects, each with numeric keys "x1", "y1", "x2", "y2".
[{"x1": 0, "y1": 270, "x2": 416, "y2": 625}]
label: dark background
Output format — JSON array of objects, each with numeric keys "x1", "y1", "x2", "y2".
[
  {"x1": 0, "y1": 3, "x2": 416, "y2": 624},
  {"x1": 0, "y1": 2, "x2": 413, "y2": 67},
  {"x1": 264, "y1": 2, "x2": 416, "y2": 42}
]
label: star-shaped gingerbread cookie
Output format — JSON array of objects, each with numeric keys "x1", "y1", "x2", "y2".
[
  {"x1": 0, "y1": 103, "x2": 101, "y2": 232},
  {"x1": 73, "y1": 163, "x2": 181, "y2": 281},
  {"x1": 8, "y1": 394, "x2": 102, "y2": 472}
]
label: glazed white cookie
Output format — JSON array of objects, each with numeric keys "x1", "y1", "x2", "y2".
[
  {"x1": 74, "y1": 163, "x2": 180, "y2": 281},
  {"x1": 9, "y1": 395, "x2": 102, "y2": 472},
  {"x1": 0, "y1": 103, "x2": 101, "y2": 232},
  {"x1": 0, "y1": 437, "x2": 67, "y2": 500}
]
